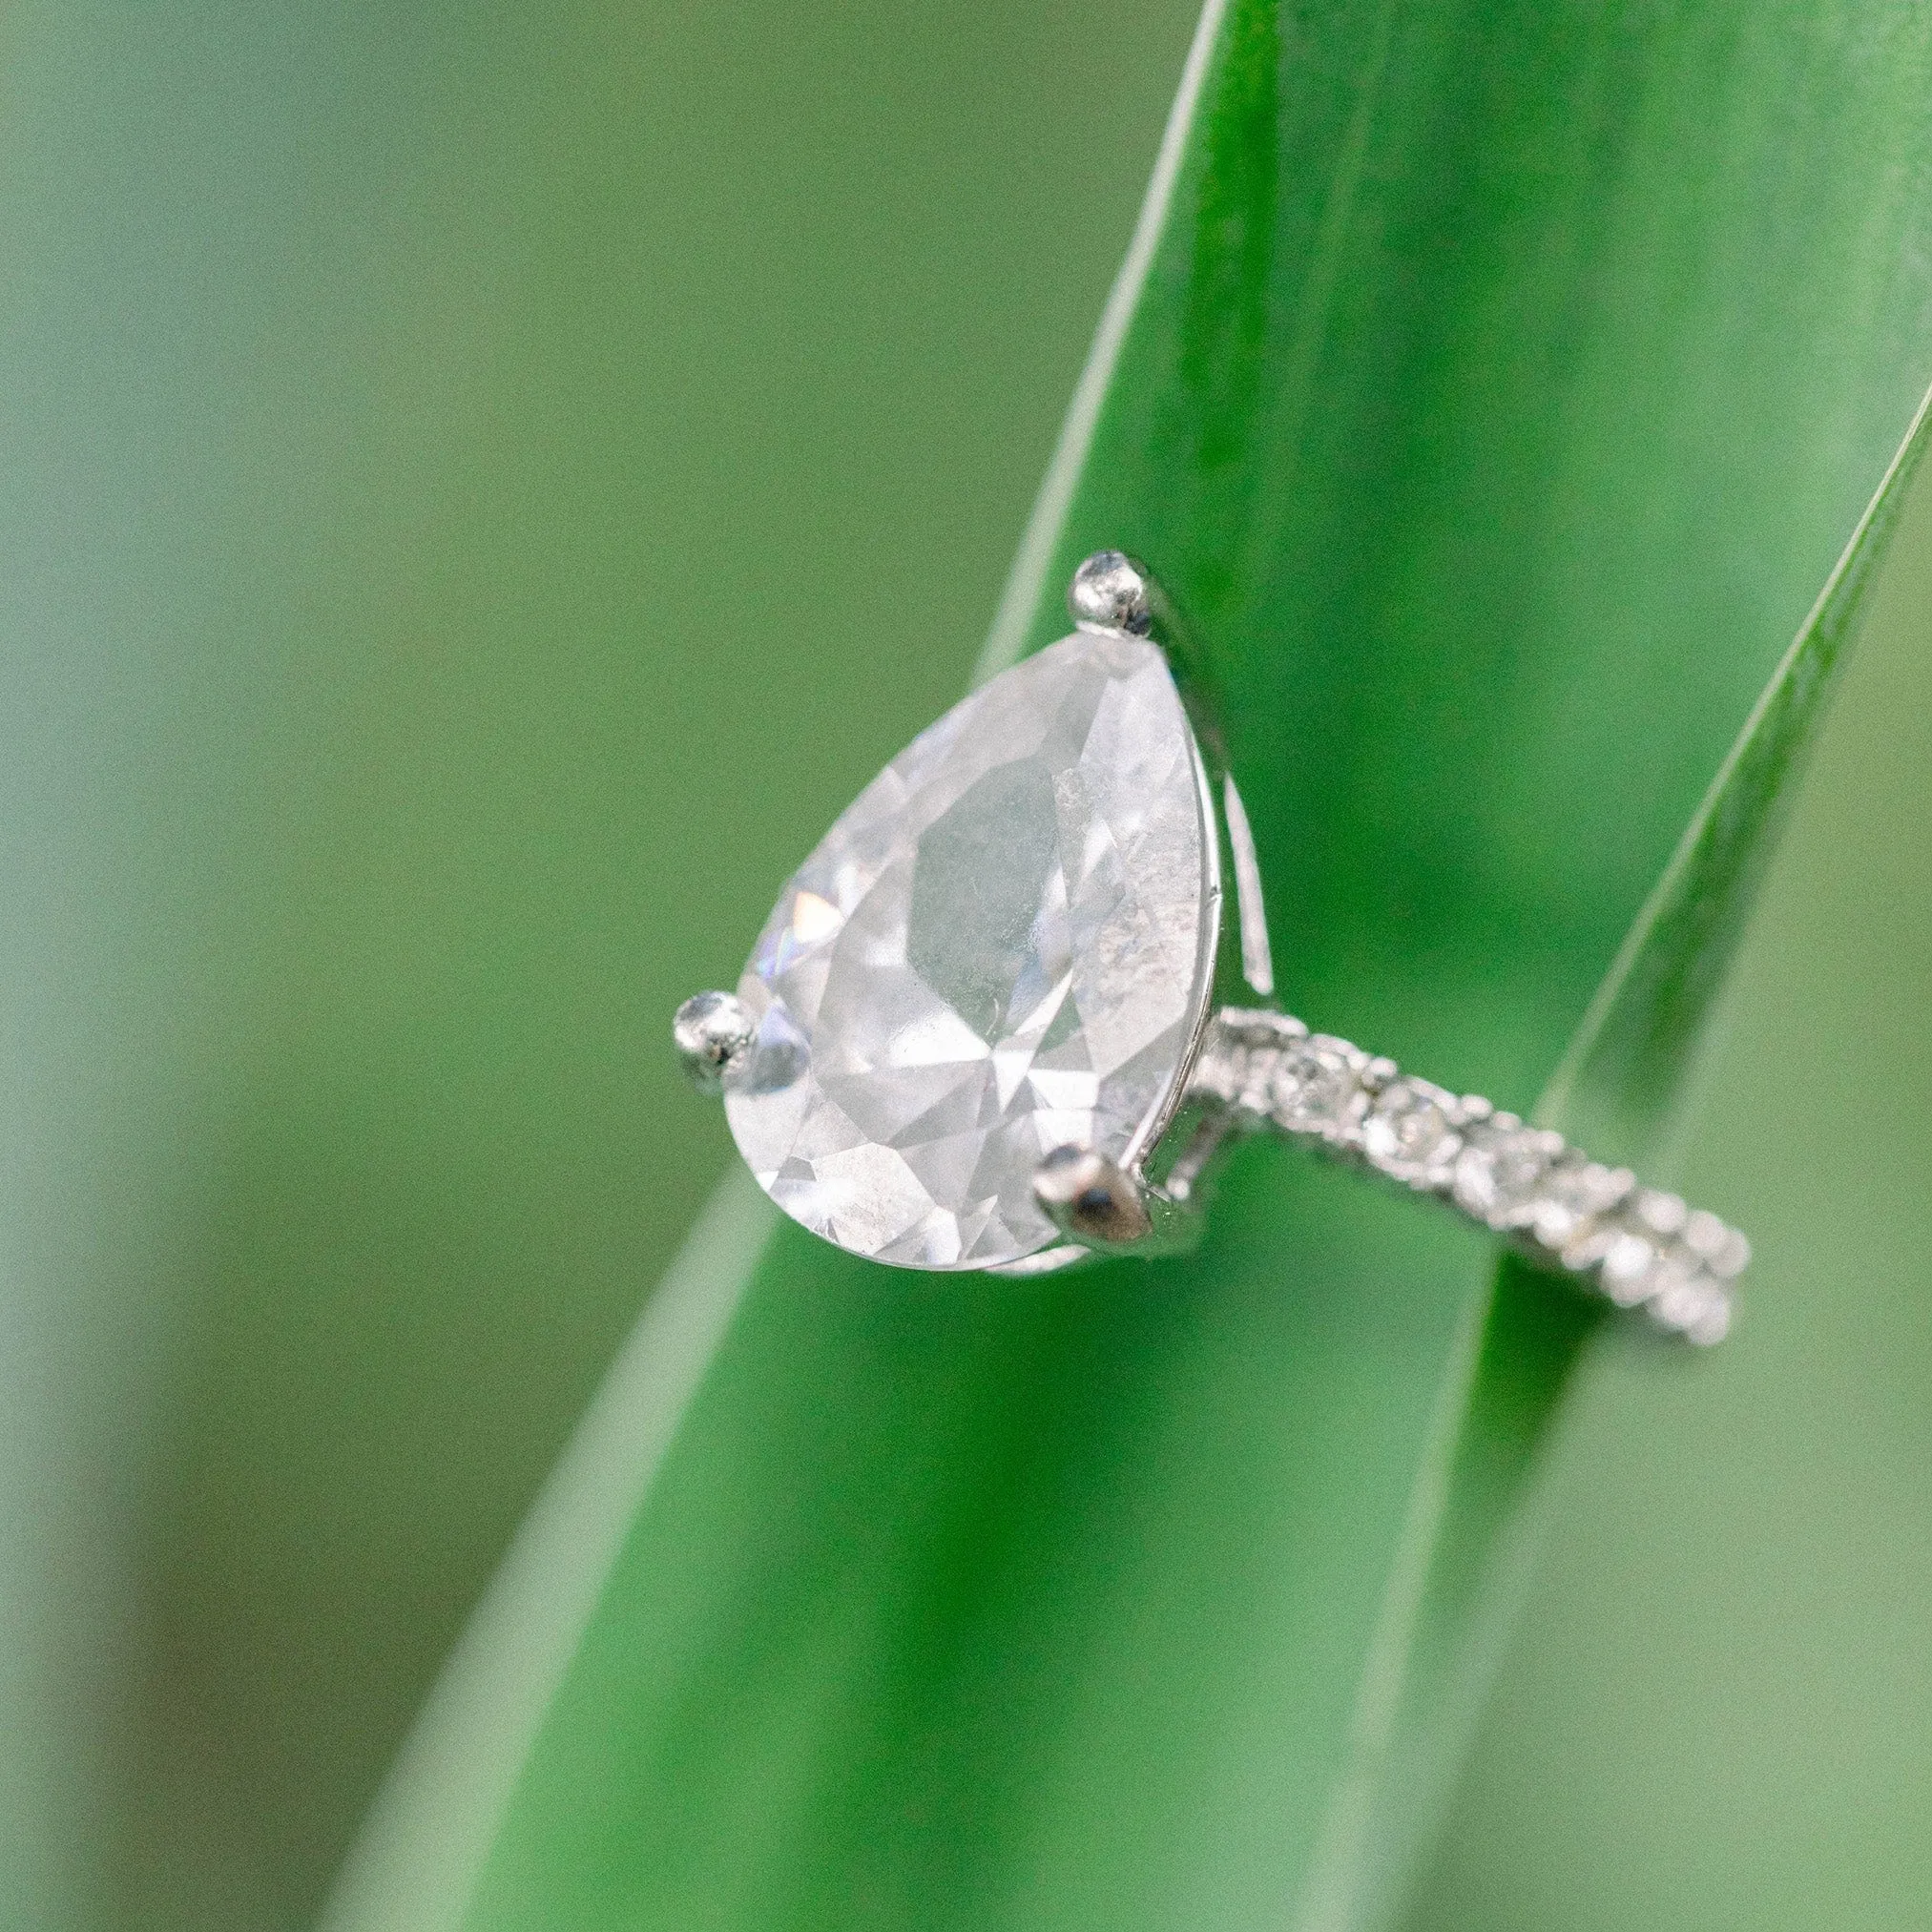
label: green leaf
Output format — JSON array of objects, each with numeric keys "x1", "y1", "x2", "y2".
[
  {"x1": 1407, "y1": 415, "x2": 1932, "y2": 1932},
  {"x1": 1336, "y1": 378, "x2": 1932, "y2": 1930},
  {"x1": 326, "y1": 4, "x2": 1932, "y2": 1928},
  {"x1": 1545, "y1": 380, "x2": 1932, "y2": 1159}
]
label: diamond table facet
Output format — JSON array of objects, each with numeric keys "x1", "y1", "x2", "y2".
[{"x1": 726, "y1": 630, "x2": 1215, "y2": 1269}]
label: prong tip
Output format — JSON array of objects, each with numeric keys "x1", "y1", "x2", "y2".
[
  {"x1": 674, "y1": 990, "x2": 755, "y2": 1094},
  {"x1": 1032, "y1": 1143, "x2": 1153, "y2": 1246},
  {"x1": 1070, "y1": 551, "x2": 1153, "y2": 635}
]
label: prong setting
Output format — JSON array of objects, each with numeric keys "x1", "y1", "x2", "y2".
[
  {"x1": 674, "y1": 990, "x2": 755, "y2": 1095},
  {"x1": 1070, "y1": 551, "x2": 1153, "y2": 635},
  {"x1": 1032, "y1": 1144, "x2": 1154, "y2": 1249}
]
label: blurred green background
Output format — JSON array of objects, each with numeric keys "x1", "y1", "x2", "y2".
[
  {"x1": 1410, "y1": 445, "x2": 1932, "y2": 1930},
  {"x1": 2, "y1": 4, "x2": 1928, "y2": 1931},
  {"x1": 1, "y1": 4, "x2": 1200, "y2": 1927}
]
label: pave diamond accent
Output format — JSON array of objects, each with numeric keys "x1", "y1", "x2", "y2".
[
  {"x1": 1361, "y1": 1078, "x2": 1462, "y2": 1187},
  {"x1": 1453, "y1": 1119, "x2": 1562, "y2": 1227},
  {"x1": 1187, "y1": 1009, "x2": 1748, "y2": 1342},
  {"x1": 1531, "y1": 1155, "x2": 1635, "y2": 1256},
  {"x1": 724, "y1": 629, "x2": 1215, "y2": 1269},
  {"x1": 1272, "y1": 1036, "x2": 1369, "y2": 1138}
]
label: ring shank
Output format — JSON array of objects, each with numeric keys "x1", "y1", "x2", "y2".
[{"x1": 1184, "y1": 1008, "x2": 1746, "y2": 1344}]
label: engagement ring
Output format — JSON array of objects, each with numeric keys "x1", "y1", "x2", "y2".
[{"x1": 675, "y1": 552, "x2": 1746, "y2": 1343}]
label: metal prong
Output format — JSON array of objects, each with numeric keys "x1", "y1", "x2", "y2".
[
  {"x1": 1221, "y1": 772, "x2": 1274, "y2": 998},
  {"x1": 1032, "y1": 1144, "x2": 1154, "y2": 1248},
  {"x1": 1158, "y1": 1108, "x2": 1239, "y2": 1207},
  {"x1": 1070, "y1": 551, "x2": 1153, "y2": 635},
  {"x1": 674, "y1": 990, "x2": 755, "y2": 1095}
]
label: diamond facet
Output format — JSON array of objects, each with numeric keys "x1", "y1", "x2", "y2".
[{"x1": 725, "y1": 630, "x2": 1215, "y2": 1269}]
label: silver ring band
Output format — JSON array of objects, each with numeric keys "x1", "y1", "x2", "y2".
[{"x1": 1184, "y1": 1008, "x2": 1745, "y2": 1345}]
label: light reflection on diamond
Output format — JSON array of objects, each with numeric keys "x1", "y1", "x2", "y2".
[{"x1": 790, "y1": 890, "x2": 842, "y2": 943}]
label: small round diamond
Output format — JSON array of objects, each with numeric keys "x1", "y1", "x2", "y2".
[
  {"x1": 1270, "y1": 1036, "x2": 1366, "y2": 1138},
  {"x1": 1597, "y1": 1229, "x2": 1661, "y2": 1306},
  {"x1": 1452, "y1": 1121, "x2": 1559, "y2": 1227},
  {"x1": 1683, "y1": 1209, "x2": 1751, "y2": 1277},
  {"x1": 1632, "y1": 1188, "x2": 1688, "y2": 1237},
  {"x1": 1529, "y1": 1157, "x2": 1633, "y2": 1253},
  {"x1": 1361, "y1": 1079, "x2": 1460, "y2": 1185},
  {"x1": 1649, "y1": 1262, "x2": 1732, "y2": 1344}
]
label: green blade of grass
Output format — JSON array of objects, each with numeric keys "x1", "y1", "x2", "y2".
[
  {"x1": 1308, "y1": 376, "x2": 1932, "y2": 1932},
  {"x1": 1546, "y1": 378, "x2": 1932, "y2": 1158},
  {"x1": 327, "y1": 4, "x2": 1932, "y2": 1927}
]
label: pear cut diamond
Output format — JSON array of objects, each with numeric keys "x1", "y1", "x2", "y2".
[{"x1": 725, "y1": 629, "x2": 1216, "y2": 1269}]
